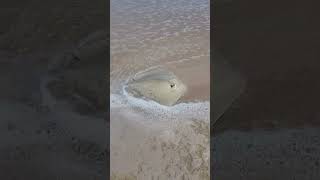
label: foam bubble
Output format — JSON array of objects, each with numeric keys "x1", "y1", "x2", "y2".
[{"x1": 110, "y1": 82, "x2": 209, "y2": 123}]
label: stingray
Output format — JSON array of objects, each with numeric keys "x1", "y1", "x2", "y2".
[
  {"x1": 213, "y1": 53, "x2": 246, "y2": 124},
  {"x1": 125, "y1": 67, "x2": 187, "y2": 106}
]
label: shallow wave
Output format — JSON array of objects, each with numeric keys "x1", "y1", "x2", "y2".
[
  {"x1": 110, "y1": 88, "x2": 209, "y2": 122},
  {"x1": 110, "y1": 0, "x2": 210, "y2": 178}
]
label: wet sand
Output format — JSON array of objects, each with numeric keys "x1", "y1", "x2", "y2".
[
  {"x1": 110, "y1": 58, "x2": 210, "y2": 179},
  {"x1": 110, "y1": 0, "x2": 210, "y2": 178},
  {"x1": 168, "y1": 57, "x2": 210, "y2": 102}
]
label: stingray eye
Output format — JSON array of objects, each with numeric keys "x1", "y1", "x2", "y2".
[{"x1": 170, "y1": 83, "x2": 176, "y2": 88}]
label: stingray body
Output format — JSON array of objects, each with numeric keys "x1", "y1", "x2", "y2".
[{"x1": 125, "y1": 68, "x2": 187, "y2": 106}]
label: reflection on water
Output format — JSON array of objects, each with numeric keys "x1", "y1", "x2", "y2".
[{"x1": 110, "y1": 0, "x2": 210, "y2": 179}]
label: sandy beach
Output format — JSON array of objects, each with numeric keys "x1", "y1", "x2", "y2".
[
  {"x1": 110, "y1": 56, "x2": 210, "y2": 179},
  {"x1": 110, "y1": 0, "x2": 210, "y2": 179}
]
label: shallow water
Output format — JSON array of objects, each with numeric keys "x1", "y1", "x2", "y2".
[{"x1": 110, "y1": 0, "x2": 210, "y2": 179}]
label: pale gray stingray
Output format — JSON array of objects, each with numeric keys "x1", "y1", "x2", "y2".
[
  {"x1": 213, "y1": 53, "x2": 246, "y2": 124},
  {"x1": 125, "y1": 67, "x2": 187, "y2": 106}
]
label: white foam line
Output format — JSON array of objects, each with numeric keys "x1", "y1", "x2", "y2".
[
  {"x1": 111, "y1": 62, "x2": 210, "y2": 122},
  {"x1": 110, "y1": 84, "x2": 209, "y2": 122}
]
